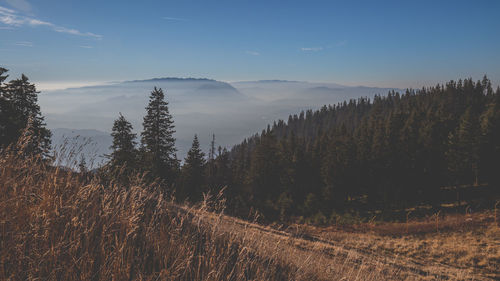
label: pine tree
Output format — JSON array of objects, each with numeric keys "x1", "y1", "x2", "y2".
[
  {"x1": 180, "y1": 134, "x2": 206, "y2": 201},
  {"x1": 480, "y1": 92, "x2": 500, "y2": 186},
  {"x1": 214, "y1": 146, "x2": 232, "y2": 191},
  {"x1": 141, "y1": 87, "x2": 178, "y2": 182},
  {"x1": 209, "y1": 134, "x2": 216, "y2": 161},
  {"x1": 0, "y1": 73, "x2": 51, "y2": 156},
  {"x1": 0, "y1": 67, "x2": 11, "y2": 147},
  {"x1": 0, "y1": 67, "x2": 8, "y2": 94},
  {"x1": 109, "y1": 113, "x2": 137, "y2": 168},
  {"x1": 246, "y1": 131, "x2": 282, "y2": 219},
  {"x1": 447, "y1": 108, "x2": 480, "y2": 185}
]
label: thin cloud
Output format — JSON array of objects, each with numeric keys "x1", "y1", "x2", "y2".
[
  {"x1": 79, "y1": 45, "x2": 93, "y2": 49},
  {"x1": 0, "y1": 6, "x2": 16, "y2": 14},
  {"x1": 14, "y1": 41, "x2": 32, "y2": 47},
  {"x1": 300, "y1": 47, "x2": 323, "y2": 52},
  {"x1": 0, "y1": 5, "x2": 102, "y2": 39},
  {"x1": 245, "y1": 50, "x2": 260, "y2": 56},
  {"x1": 5, "y1": 0, "x2": 32, "y2": 13},
  {"x1": 163, "y1": 16, "x2": 187, "y2": 22}
]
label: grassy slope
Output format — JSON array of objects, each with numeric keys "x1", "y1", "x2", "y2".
[
  {"x1": 192, "y1": 205, "x2": 500, "y2": 280},
  {"x1": 1, "y1": 146, "x2": 499, "y2": 280}
]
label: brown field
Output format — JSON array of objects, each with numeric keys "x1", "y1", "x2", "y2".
[{"x1": 1, "y1": 145, "x2": 499, "y2": 280}]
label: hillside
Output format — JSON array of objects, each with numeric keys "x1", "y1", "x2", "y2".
[
  {"x1": 1, "y1": 144, "x2": 498, "y2": 280},
  {"x1": 222, "y1": 77, "x2": 500, "y2": 222}
]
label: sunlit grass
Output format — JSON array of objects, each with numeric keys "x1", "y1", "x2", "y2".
[{"x1": 1, "y1": 137, "x2": 498, "y2": 280}]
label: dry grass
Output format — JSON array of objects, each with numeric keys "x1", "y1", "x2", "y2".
[
  {"x1": 1, "y1": 139, "x2": 498, "y2": 280},
  {"x1": 294, "y1": 212, "x2": 500, "y2": 280},
  {"x1": 0, "y1": 143, "x2": 305, "y2": 280}
]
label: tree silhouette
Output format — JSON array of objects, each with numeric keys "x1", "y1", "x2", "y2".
[
  {"x1": 180, "y1": 134, "x2": 206, "y2": 201},
  {"x1": 141, "y1": 87, "x2": 178, "y2": 183},
  {"x1": 0, "y1": 70, "x2": 51, "y2": 156},
  {"x1": 109, "y1": 113, "x2": 137, "y2": 169}
]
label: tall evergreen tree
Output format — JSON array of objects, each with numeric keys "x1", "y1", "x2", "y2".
[
  {"x1": 180, "y1": 134, "x2": 206, "y2": 201},
  {"x1": 141, "y1": 87, "x2": 178, "y2": 182},
  {"x1": 446, "y1": 108, "x2": 480, "y2": 185},
  {"x1": 0, "y1": 67, "x2": 11, "y2": 147},
  {"x1": 246, "y1": 131, "x2": 282, "y2": 219},
  {"x1": 480, "y1": 91, "x2": 500, "y2": 186},
  {"x1": 109, "y1": 113, "x2": 137, "y2": 168},
  {"x1": 0, "y1": 72, "x2": 51, "y2": 156},
  {"x1": 214, "y1": 146, "x2": 232, "y2": 191}
]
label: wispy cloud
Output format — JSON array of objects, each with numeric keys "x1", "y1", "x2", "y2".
[
  {"x1": 163, "y1": 16, "x2": 187, "y2": 22},
  {"x1": 0, "y1": 5, "x2": 102, "y2": 38},
  {"x1": 79, "y1": 45, "x2": 93, "y2": 49},
  {"x1": 14, "y1": 41, "x2": 32, "y2": 47},
  {"x1": 5, "y1": 0, "x2": 32, "y2": 13},
  {"x1": 300, "y1": 47, "x2": 323, "y2": 52},
  {"x1": 245, "y1": 50, "x2": 260, "y2": 56}
]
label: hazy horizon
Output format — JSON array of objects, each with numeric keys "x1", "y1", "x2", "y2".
[{"x1": 39, "y1": 77, "x2": 403, "y2": 165}]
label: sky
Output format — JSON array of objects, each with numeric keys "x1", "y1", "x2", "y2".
[{"x1": 1, "y1": 0, "x2": 500, "y2": 89}]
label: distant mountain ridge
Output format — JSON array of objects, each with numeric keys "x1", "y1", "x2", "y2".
[
  {"x1": 234, "y1": 79, "x2": 303, "y2": 84},
  {"x1": 122, "y1": 77, "x2": 241, "y2": 96},
  {"x1": 124, "y1": 77, "x2": 217, "y2": 83}
]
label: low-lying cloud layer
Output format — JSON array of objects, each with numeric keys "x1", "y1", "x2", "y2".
[{"x1": 39, "y1": 78, "x2": 400, "y2": 166}]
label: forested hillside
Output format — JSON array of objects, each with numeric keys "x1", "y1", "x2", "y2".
[{"x1": 220, "y1": 77, "x2": 500, "y2": 221}]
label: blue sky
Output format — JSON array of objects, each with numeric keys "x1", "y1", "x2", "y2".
[{"x1": 1, "y1": 0, "x2": 499, "y2": 89}]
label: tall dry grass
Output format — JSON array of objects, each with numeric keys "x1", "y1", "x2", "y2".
[
  {"x1": 0, "y1": 139, "x2": 309, "y2": 281},
  {"x1": 2, "y1": 137, "x2": 495, "y2": 280}
]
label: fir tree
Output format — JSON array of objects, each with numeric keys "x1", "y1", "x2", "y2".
[
  {"x1": 141, "y1": 87, "x2": 178, "y2": 182},
  {"x1": 246, "y1": 131, "x2": 282, "y2": 219},
  {"x1": 446, "y1": 108, "x2": 480, "y2": 185},
  {"x1": 0, "y1": 67, "x2": 11, "y2": 147},
  {"x1": 480, "y1": 90, "x2": 500, "y2": 186},
  {"x1": 109, "y1": 113, "x2": 137, "y2": 168},
  {"x1": 0, "y1": 72, "x2": 51, "y2": 156},
  {"x1": 180, "y1": 134, "x2": 206, "y2": 201},
  {"x1": 214, "y1": 146, "x2": 232, "y2": 191}
]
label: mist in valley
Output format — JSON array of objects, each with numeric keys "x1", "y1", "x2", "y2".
[{"x1": 39, "y1": 78, "x2": 399, "y2": 165}]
